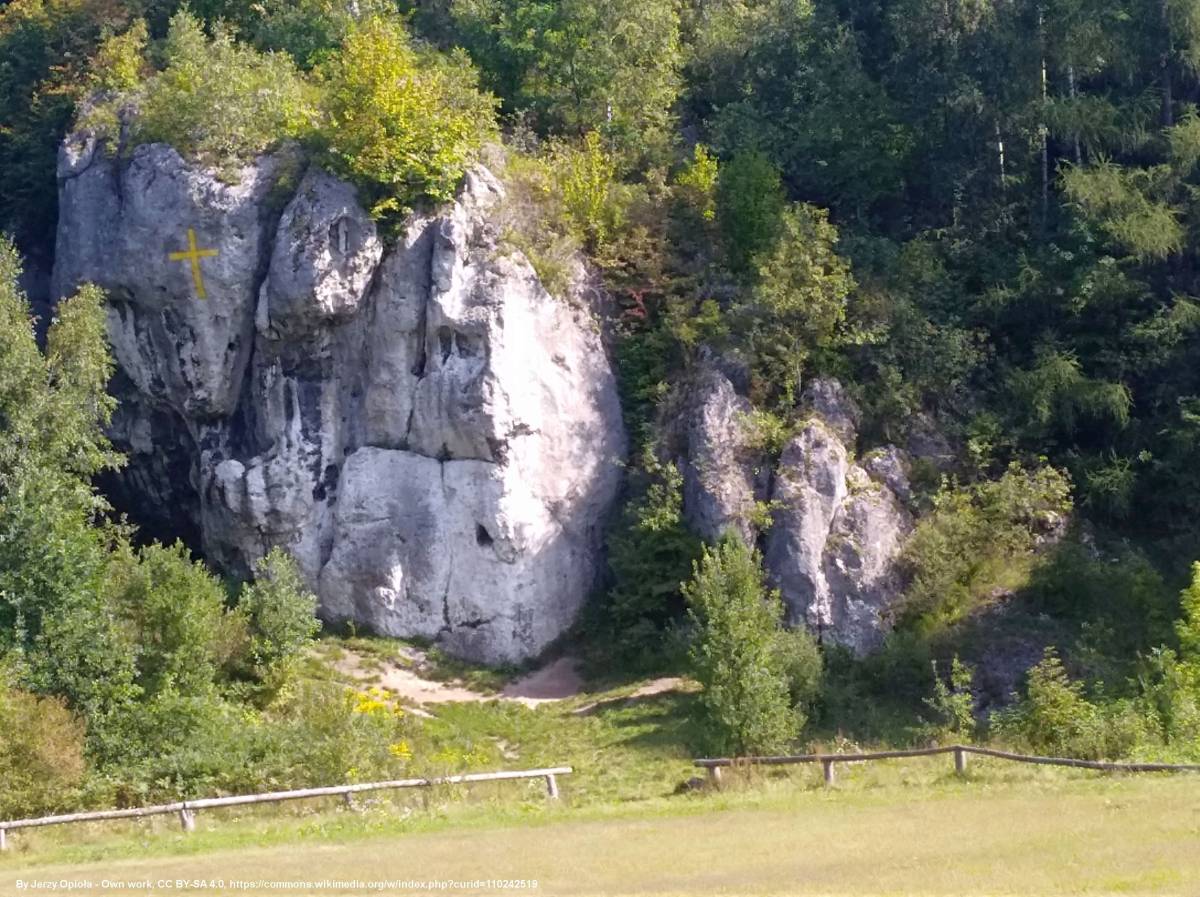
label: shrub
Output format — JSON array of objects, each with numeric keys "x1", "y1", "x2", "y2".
[
  {"x1": 88, "y1": 19, "x2": 147, "y2": 94},
  {"x1": 771, "y1": 627, "x2": 823, "y2": 712},
  {"x1": 267, "y1": 680, "x2": 414, "y2": 786},
  {"x1": 104, "y1": 541, "x2": 247, "y2": 698},
  {"x1": 131, "y1": 10, "x2": 316, "y2": 168},
  {"x1": 684, "y1": 533, "x2": 799, "y2": 755},
  {"x1": 0, "y1": 682, "x2": 88, "y2": 817},
  {"x1": 1025, "y1": 540, "x2": 1175, "y2": 667},
  {"x1": 1178, "y1": 562, "x2": 1200, "y2": 661},
  {"x1": 1136, "y1": 647, "x2": 1200, "y2": 747},
  {"x1": 586, "y1": 453, "x2": 702, "y2": 672},
  {"x1": 317, "y1": 14, "x2": 497, "y2": 222},
  {"x1": 495, "y1": 149, "x2": 582, "y2": 297},
  {"x1": 94, "y1": 686, "x2": 266, "y2": 800},
  {"x1": 550, "y1": 131, "x2": 623, "y2": 250},
  {"x1": 674, "y1": 143, "x2": 719, "y2": 223},
  {"x1": 899, "y1": 462, "x2": 1073, "y2": 630},
  {"x1": 237, "y1": 548, "x2": 321, "y2": 682},
  {"x1": 991, "y1": 648, "x2": 1144, "y2": 760},
  {"x1": 923, "y1": 656, "x2": 976, "y2": 741}
]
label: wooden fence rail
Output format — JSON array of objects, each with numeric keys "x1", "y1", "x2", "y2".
[
  {"x1": 694, "y1": 744, "x2": 1200, "y2": 785},
  {"x1": 0, "y1": 766, "x2": 571, "y2": 851}
]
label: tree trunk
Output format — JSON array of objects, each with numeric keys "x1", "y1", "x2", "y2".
[
  {"x1": 1162, "y1": 0, "x2": 1175, "y2": 127},
  {"x1": 995, "y1": 119, "x2": 1007, "y2": 187},
  {"x1": 1039, "y1": 7, "x2": 1049, "y2": 232},
  {"x1": 1068, "y1": 65, "x2": 1082, "y2": 164}
]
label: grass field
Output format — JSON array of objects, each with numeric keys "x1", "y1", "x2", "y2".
[
  {"x1": 4, "y1": 645, "x2": 1200, "y2": 896},
  {"x1": 3, "y1": 759, "x2": 1200, "y2": 896}
]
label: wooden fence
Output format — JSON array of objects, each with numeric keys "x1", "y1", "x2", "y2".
[
  {"x1": 0, "y1": 766, "x2": 571, "y2": 851},
  {"x1": 694, "y1": 744, "x2": 1200, "y2": 785}
]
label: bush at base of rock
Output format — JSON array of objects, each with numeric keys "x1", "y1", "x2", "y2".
[{"x1": 685, "y1": 534, "x2": 800, "y2": 756}]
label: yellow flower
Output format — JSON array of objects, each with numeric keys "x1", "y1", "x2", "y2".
[{"x1": 388, "y1": 741, "x2": 412, "y2": 760}]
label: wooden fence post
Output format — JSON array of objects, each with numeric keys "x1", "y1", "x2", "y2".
[
  {"x1": 954, "y1": 747, "x2": 967, "y2": 775},
  {"x1": 544, "y1": 774, "x2": 559, "y2": 800},
  {"x1": 178, "y1": 808, "x2": 196, "y2": 833},
  {"x1": 822, "y1": 760, "x2": 836, "y2": 786},
  {"x1": 708, "y1": 765, "x2": 723, "y2": 787},
  {"x1": 342, "y1": 791, "x2": 356, "y2": 810},
  {"x1": 0, "y1": 827, "x2": 7, "y2": 851}
]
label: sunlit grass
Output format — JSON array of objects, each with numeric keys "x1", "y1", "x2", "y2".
[
  {"x1": 5, "y1": 642, "x2": 1200, "y2": 895},
  {"x1": 3, "y1": 763, "x2": 1199, "y2": 895}
]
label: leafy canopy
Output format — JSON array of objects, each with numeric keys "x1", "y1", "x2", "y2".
[{"x1": 317, "y1": 14, "x2": 497, "y2": 222}]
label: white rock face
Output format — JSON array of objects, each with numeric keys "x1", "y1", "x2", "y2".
[
  {"x1": 54, "y1": 139, "x2": 625, "y2": 664},
  {"x1": 763, "y1": 380, "x2": 912, "y2": 654},
  {"x1": 670, "y1": 364, "x2": 760, "y2": 544},
  {"x1": 54, "y1": 138, "x2": 286, "y2": 418}
]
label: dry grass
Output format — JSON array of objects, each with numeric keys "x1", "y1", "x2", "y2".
[{"x1": 3, "y1": 765, "x2": 1199, "y2": 896}]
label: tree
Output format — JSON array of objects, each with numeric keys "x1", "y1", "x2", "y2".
[
  {"x1": 446, "y1": 0, "x2": 682, "y2": 162},
  {"x1": 715, "y1": 151, "x2": 785, "y2": 273},
  {"x1": 317, "y1": 14, "x2": 497, "y2": 222},
  {"x1": 0, "y1": 238, "x2": 136, "y2": 719},
  {"x1": 130, "y1": 10, "x2": 317, "y2": 168},
  {"x1": 743, "y1": 203, "x2": 855, "y2": 405},
  {"x1": 684, "y1": 534, "x2": 799, "y2": 755}
]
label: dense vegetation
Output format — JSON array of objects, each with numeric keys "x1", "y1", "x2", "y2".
[{"x1": 3, "y1": 0, "x2": 1200, "y2": 816}]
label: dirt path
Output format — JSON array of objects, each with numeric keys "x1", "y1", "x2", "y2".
[{"x1": 332, "y1": 648, "x2": 685, "y2": 711}]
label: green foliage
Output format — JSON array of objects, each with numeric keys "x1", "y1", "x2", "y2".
[
  {"x1": 1006, "y1": 344, "x2": 1132, "y2": 438},
  {"x1": 0, "y1": 238, "x2": 135, "y2": 719},
  {"x1": 317, "y1": 14, "x2": 497, "y2": 222},
  {"x1": 771, "y1": 627, "x2": 823, "y2": 713},
  {"x1": 104, "y1": 541, "x2": 242, "y2": 698},
  {"x1": 587, "y1": 453, "x2": 702, "y2": 672},
  {"x1": 549, "y1": 131, "x2": 623, "y2": 250},
  {"x1": 1025, "y1": 541, "x2": 1175, "y2": 671},
  {"x1": 88, "y1": 19, "x2": 147, "y2": 93},
  {"x1": 238, "y1": 548, "x2": 322, "y2": 680},
  {"x1": 992, "y1": 648, "x2": 1145, "y2": 761},
  {"x1": 0, "y1": 682, "x2": 87, "y2": 817},
  {"x1": 124, "y1": 11, "x2": 316, "y2": 168},
  {"x1": 742, "y1": 204, "x2": 855, "y2": 405},
  {"x1": 248, "y1": 0, "x2": 391, "y2": 69},
  {"x1": 684, "y1": 534, "x2": 799, "y2": 755},
  {"x1": 1062, "y1": 161, "x2": 1184, "y2": 261},
  {"x1": 493, "y1": 149, "x2": 582, "y2": 297},
  {"x1": 0, "y1": 0, "x2": 143, "y2": 248},
  {"x1": 900, "y1": 463, "x2": 1074, "y2": 631},
  {"x1": 923, "y1": 656, "x2": 976, "y2": 741},
  {"x1": 445, "y1": 0, "x2": 681, "y2": 162},
  {"x1": 1135, "y1": 647, "x2": 1200, "y2": 747},
  {"x1": 673, "y1": 143, "x2": 718, "y2": 223},
  {"x1": 715, "y1": 151, "x2": 785, "y2": 273},
  {"x1": 94, "y1": 680, "x2": 414, "y2": 801},
  {"x1": 1178, "y1": 562, "x2": 1200, "y2": 659}
]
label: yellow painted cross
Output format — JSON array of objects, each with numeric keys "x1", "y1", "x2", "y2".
[{"x1": 168, "y1": 228, "x2": 219, "y2": 299}]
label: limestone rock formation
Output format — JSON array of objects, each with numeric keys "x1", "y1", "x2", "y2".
[
  {"x1": 668, "y1": 363, "x2": 761, "y2": 544},
  {"x1": 53, "y1": 136, "x2": 625, "y2": 664},
  {"x1": 763, "y1": 379, "x2": 912, "y2": 654}
]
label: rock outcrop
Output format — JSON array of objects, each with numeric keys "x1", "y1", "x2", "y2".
[
  {"x1": 763, "y1": 380, "x2": 913, "y2": 654},
  {"x1": 667, "y1": 363, "x2": 761, "y2": 544},
  {"x1": 53, "y1": 135, "x2": 625, "y2": 664}
]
